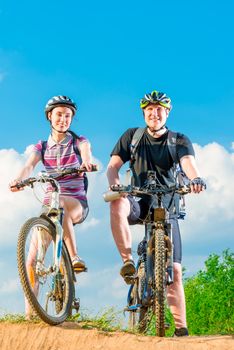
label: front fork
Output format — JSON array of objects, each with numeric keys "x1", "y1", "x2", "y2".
[
  {"x1": 126, "y1": 213, "x2": 174, "y2": 313},
  {"x1": 36, "y1": 208, "x2": 64, "y2": 276},
  {"x1": 153, "y1": 207, "x2": 174, "y2": 285},
  {"x1": 142, "y1": 218, "x2": 174, "y2": 305},
  {"x1": 48, "y1": 208, "x2": 64, "y2": 274}
]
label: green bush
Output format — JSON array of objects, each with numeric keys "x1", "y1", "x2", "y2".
[{"x1": 184, "y1": 249, "x2": 234, "y2": 335}]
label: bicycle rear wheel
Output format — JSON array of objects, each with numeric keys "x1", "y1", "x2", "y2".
[
  {"x1": 17, "y1": 217, "x2": 74, "y2": 325},
  {"x1": 153, "y1": 227, "x2": 166, "y2": 337},
  {"x1": 128, "y1": 261, "x2": 148, "y2": 333}
]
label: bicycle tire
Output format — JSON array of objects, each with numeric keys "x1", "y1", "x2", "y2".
[
  {"x1": 17, "y1": 217, "x2": 74, "y2": 325},
  {"x1": 128, "y1": 261, "x2": 148, "y2": 333},
  {"x1": 153, "y1": 227, "x2": 166, "y2": 337}
]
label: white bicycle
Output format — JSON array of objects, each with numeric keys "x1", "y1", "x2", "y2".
[{"x1": 12, "y1": 165, "x2": 97, "y2": 325}]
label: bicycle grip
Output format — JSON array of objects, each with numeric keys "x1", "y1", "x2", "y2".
[
  {"x1": 10, "y1": 182, "x2": 24, "y2": 189},
  {"x1": 103, "y1": 191, "x2": 122, "y2": 202},
  {"x1": 90, "y1": 164, "x2": 98, "y2": 172},
  {"x1": 80, "y1": 164, "x2": 98, "y2": 172}
]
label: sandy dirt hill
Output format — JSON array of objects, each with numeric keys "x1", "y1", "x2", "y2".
[{"x1": 0, "y1": 322, "x2": 233, "y2": 350}]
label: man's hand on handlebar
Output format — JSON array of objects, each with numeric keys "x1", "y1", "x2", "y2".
[
  {"x1": 190, "y1": 177, "x2": 207, "y2": 194},
  {"x1": 102, "y1": 184, "x2": 129, "y2": 202},
  {"x1": 110, "y1": 184, "x2": 128, "y2": 197}
]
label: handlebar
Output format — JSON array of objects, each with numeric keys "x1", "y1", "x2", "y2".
[
  {"x1": 11, "y1": 165, "x2": 98, "y2": 190},
  {"x1": 103, "y1": 183, "x2": 191, "y2": 202},
  {"x1": 54, "y1": 164, "x2": 98, "y2": 180}
]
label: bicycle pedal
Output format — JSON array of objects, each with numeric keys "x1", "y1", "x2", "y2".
[
  {"x1": 74, "y1": 267, "x2": 88, "y2": 273},
  {"x1": 124, "y1": 274, "x2": 136, "y2": 285},
  {"x1": 125, "y1": 304, "x2": 141, "y2": 312},
  {"x1": 72, "y1": 298, "x2": 80, "y2": 312}
]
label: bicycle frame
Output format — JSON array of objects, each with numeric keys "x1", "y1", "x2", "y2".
[
  {"x1": 126, "y1": 203, "x2": 173, "y2": 312},
  {"x1": 14, "y1": 165, "x2": 97, "y2": 280},
  {"x1": 33, "y1": 176, "x2": 65, "y2": 277},
  {"x1": 14, "y1": 165, "x2": 98, "y2": 324},
  {"x1": 105, "y1": 173, "x2": 190, "y2": 335}
]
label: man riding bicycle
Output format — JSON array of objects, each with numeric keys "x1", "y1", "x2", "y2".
[{"x1": 106, "y1": 89, "x2": 206, "y2": 337}]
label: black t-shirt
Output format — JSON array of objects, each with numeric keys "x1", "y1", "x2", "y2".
[{"x1": 111, "y1": 127, "x2": 195, "y2": 216}]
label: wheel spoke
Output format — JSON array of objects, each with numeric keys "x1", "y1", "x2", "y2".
[{"x1": 17, "y1": 217, "x2": 74, "y2": 325}]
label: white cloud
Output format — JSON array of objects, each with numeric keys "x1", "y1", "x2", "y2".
[
  {"x1": 0, "y1": 147, "x2": 106, "y2": 245},
  {"x1": 0, "y1": 278, "x2": 19, "y2": 294},
  {"x1": 75, "y1": 265, "x2": 128, "y2": 313},
  {"x1": 129, "y1": 225, "x2": 145, "y2": 244},
  {"x1": 0, "y1": 142, "x2": 233, "y2": 314},
  {"x1": 180, "y1": 143, "x2": 234, "y2": 246},
  {"x1": 79, "y1": 217, "x2": 100, "y2": 231},
  {"x1": 95, "y1": 266, "x2": 127, "y2": 300},
  {"x1": 86, "y1": 169, "x2": 108, "y2": 203},
  {"x1": 1, "y1": 141, "x2": 233, "y2": 249},
  {"x1": 182, "y1": 253, "x2": 209, "y2": 276},
  {"x1": 0, "y1": 148, "x2": 41, "y2": 246},
  {"x1": 120, "y1": 141, "x2": 234, "y2": 247}
]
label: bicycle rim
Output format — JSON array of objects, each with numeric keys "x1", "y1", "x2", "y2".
[
  {"x1": 17, "y1": 217, "x2": 74, "y2": 325},
  {"x1": 154, "y1": 228, "x2": 166, "y2": 337}
]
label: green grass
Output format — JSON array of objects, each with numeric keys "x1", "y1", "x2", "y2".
[
  {"x1": 0, "y1": 313, "x2": 39, "y2": 323},
  {"x1": 127, "y1": 306, "x2": 175, "y2": 337},
  {"x1": 0, "y1": 306, "x2": 175, "y2": 336},
  {"x1": 0, "y1": 308, "x2": 124, "y2": 332},
  {"x1": 69, "y1": 307, "x2": 124, "y2": 332}
]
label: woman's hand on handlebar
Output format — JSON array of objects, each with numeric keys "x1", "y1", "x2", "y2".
[
  {"x1": 80, "y1": 162, "x2": 97, "y2": 172},
  {"x1": 9, "y1": 179, "x2": 24, "y2": 192}
]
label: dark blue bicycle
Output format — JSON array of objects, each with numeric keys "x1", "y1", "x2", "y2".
[{"x1": 107, "y1": 171, "x2": 190, "y2": 336}]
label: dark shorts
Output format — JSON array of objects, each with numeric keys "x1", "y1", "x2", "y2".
[
  {"x1": 74, "y1": 199, "x2": 89, "y2": 224},
  {"x1": 127, "y1": 196, "x2": 182, "y2": 263},
  {"x1": 41, "y1": 199, "x2": 89, "y2": 225}
]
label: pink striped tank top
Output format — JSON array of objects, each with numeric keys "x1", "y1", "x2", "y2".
[{"x1": 32, "y1": 132, "x2": 89, "y2": 205}]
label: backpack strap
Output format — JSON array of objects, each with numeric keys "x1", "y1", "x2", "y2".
[
  {"x1": 130, "y1": 127, "x2": 146, "y2": 168},
  {"x1": 68, "y1": 130, "x2": 88, "y2": 193},
  {"x1": 167, "y1": 130, "x2": 189, "y2": 188},
  {"x1": 41, "y1": 141, "x2": 47, "y2": 164},
  {"x1": 68, "y1": 130, "x2": 81, "y2": 158},
  {"x1": 167, "y1": 130, "x2": 179, "y2": 164}
]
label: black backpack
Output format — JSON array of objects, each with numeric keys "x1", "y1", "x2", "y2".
[
  {"x1": 129, "y1": 127, "x2": 189, "y2": 219},
  {"x1": 41, "y1": 130, "x2": 88, "y2": 192}
]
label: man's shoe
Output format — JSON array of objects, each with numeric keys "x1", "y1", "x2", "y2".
[
  {"x1": 173, "y1": 327, "x2": 189, "y2": 337},
  {"x1": 120, "y1": 259, "x2": 136, "y2": 285},
  {"x1": 72, "y1": 255, "x2": 86, "y2": 272}
]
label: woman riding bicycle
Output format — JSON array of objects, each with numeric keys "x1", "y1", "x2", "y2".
[{"x1": 9, "y1": 95, "x2": 93, "y2": 273}]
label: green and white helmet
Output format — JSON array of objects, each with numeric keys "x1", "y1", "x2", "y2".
[{"x1": 140, "y1": 90, "x2": 172, "y2": 110}]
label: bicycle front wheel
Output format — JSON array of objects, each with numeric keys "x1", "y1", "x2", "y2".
[
  {"x1": 17, "y1": 217, "x2": 74, "y2": 325},
  {"x1": 153, "y1": 227, "x2": 166, "y2": 337},
  {"x1": 128, "y1": 261, "x2": 148, "y2": 333}
]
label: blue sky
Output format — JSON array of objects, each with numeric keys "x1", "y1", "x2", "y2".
[{"x1": 0, "y1": 1, "x2": 234, "y2": 318}]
